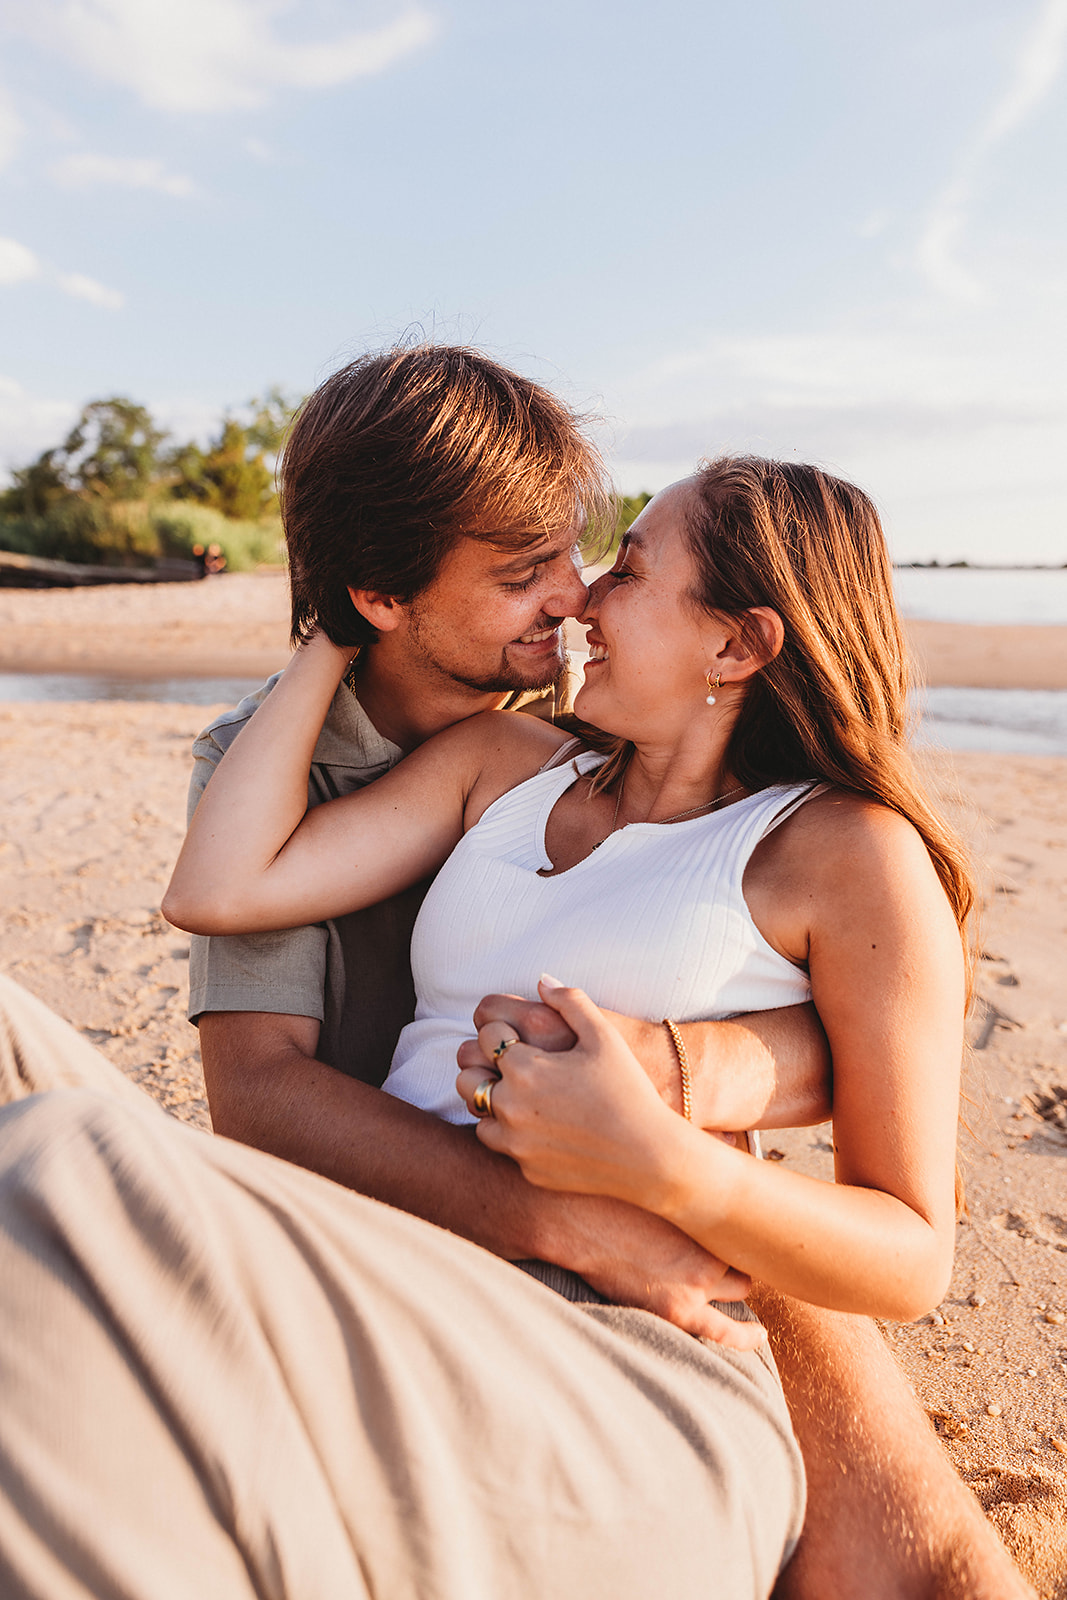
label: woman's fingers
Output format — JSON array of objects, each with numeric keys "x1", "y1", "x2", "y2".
[
  {"x1": 473, "y1": 1022, "x2": 526, "y2": 1070},
  {"x1": 456, "y1": 1060, "x2": 504, "y2": 1116},
  {"x1": 536, "y1": 975, "x2": 619, "y2": 1046}
]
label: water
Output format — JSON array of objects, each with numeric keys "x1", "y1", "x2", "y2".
[
  {"x1": 5, "y1": 672, "x2": 1064, "y2": 756},
  {"x1": 5, "y1": 566, "x2": 1067, "y2": 754},
  {"x1": 914, "y1": 687, "x2": 1067, "y2": 757},
  {"x1": 893, "y1": 566, "x2": 1067, "y2": 625},
  {"x1": 0, "y1": 674, "x2": 264, "y2": 707}
]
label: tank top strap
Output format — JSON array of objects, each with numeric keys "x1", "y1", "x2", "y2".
[
  {"x1": 758, "y1": 781, "x2": 831, "y2": 838},
  {"x1": 537, "y1": 736, "x2": 586, "y2": 773},
  {"x1": 469, "y1": 748, "x2": 605, "y2": 872}
]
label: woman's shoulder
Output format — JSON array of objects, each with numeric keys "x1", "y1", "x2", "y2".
[
  {"x1": 438, "y1": 709, "x2": 578, "y2": 822},
  {"x1": 757, "y1": 785, "x2": 939, "y2": 888},
  {"x1": 747, "y1": 786, "x2": 952, "y2": 961}
]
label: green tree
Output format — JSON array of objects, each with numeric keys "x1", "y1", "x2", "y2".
[
  {"x1": 169, "y1": 417, "x2": 274, "y2": 520},
  {"x1": 1, "y1": 450, "x2": 66, "y2": 518},
  {"x1": 2, "y1": 397, "x2": 167, "y2": 515},
  {"x1": 59, "y1": 399, "x2": 165, "y2": 501},
  {"x1": 203, "y1": 418, "x2": 275, "y2": 521}
]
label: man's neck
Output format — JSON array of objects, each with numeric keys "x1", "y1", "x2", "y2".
[{"x1": 353, "y1": 644, "x2": 513, "y2": 753}]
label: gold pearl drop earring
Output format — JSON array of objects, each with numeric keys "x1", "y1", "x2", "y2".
[{"x1": 705, "y1": 670, "x2": 722, "y2": 706}]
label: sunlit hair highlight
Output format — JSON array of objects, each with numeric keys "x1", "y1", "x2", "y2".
[{"x1": 282, "y1": 344, "x2": 610, "y2": 648}]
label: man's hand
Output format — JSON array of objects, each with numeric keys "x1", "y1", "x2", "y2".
[
  {"x1": 567, "y1": 1200, "x2": 764, "y2": 1350},
  {"x1": 456, "y1": 992, "x2": 577, "y2": 1070}
]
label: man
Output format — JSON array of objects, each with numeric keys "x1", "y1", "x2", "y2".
[
  {"x1": 191, "y1": 345, "x2": 824, "y2": 1332},
  {"x1": 187, "y1": 345, "x2": 1029, "y2": 1595}
]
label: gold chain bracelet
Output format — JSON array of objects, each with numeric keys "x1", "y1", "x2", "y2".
[{"x1": 662, "y1": 1018, "x2": 693, "y2": 1122}]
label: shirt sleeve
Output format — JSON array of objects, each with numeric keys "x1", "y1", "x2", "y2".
[
  {"x1": 187, "y1": 926, "x2": 329, "y2": 1026},
  {"x1": 185, "y1": 715, "x2": 329, "y2": 1026}
]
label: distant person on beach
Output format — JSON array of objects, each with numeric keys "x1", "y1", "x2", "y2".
[
  {"x1": 204, "y1": 541, "x2": 227, "y2": 575},
  {"x1": 0, "y1": 348, "x2": 1034, "y2": 1599},
  {"x1": 191, "y1": 542, "x2": 209, "y2": 578}
]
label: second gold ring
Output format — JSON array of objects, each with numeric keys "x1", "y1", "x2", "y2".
[{"x1": 471, "y1": 1077, "x2": 497, "y2": 1118}]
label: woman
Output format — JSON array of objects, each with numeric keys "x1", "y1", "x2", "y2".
[{"x1": 165, "y1": 456, "x2": 971, "y2": 1324}]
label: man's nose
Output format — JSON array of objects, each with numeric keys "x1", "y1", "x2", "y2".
[{"x1": 544, "y1": 549, "x2": 592, "y2": 619}]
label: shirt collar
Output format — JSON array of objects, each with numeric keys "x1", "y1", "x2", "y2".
[{"x1": 314, "y1": 679, "x2": 403, "y2": 773}]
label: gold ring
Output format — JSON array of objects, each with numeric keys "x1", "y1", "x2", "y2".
[
  {"x1": 472, "y1": 1077, "x2": 497, "y2": 1119},
  {"x1": 492, "y1": 1036, "x2": 520, "y2": 1063}
]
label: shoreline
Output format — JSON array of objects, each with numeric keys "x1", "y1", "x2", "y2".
[{"x1": 2, "y1": 573, "x2": 1067, "y2": 689}]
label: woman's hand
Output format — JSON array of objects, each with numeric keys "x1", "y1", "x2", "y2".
[{"x1": 457, "y1": 977, "x2": 704, "y2": 1210}]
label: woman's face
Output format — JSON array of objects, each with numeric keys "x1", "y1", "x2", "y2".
[{"x1": 575, "y1": 476, "x2": 723, "y2": 741}]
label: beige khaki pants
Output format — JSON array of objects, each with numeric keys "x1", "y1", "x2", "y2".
[{"x1": 0, "y1": 975, "x2": 804, "y2": 1599}]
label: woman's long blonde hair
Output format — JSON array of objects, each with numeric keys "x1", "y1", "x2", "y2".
[{"x1": 591, "y1": 456, "x2": 974, "y2": 937}]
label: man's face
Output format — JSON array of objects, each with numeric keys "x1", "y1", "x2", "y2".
[{"x1": 401, "y1": 526, "x2": 589, "y2": 694}]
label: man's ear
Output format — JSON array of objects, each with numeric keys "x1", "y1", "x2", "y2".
[
  {"x1": 714, "y1": 606, "x2": 785, "y2": 683},
  {"x1": 347, "y1": 586, "x2": 406, "y2": 633}
]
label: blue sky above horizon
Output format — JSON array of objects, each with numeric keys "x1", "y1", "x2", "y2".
[{"x1": 0, "y1": 0, "x2": 1064, "y2": 563}]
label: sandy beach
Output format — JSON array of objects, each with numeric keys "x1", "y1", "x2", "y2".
[{"x1": 0, "y1": 574, "x2": 1065, "y2": 1595}]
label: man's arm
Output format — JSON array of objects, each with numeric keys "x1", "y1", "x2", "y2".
[
  {"x1": 199, "y1": 1011, "x2": 761, "y2": 1346},
  {"x1": 462, "y1": 998, "x2": 832, "y2": 1131},
  {"x1": 599, "y1": 1003, "x2": 831, "y2": 1129}
]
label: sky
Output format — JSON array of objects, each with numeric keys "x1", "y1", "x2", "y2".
[{"x1": 0, "y1": 0, "x2": 1065, "y2": 564}]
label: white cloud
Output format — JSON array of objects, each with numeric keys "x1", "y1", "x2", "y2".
[
  {"x1": 0, "y1": 233, "x2": 123, "y2": 308},
  {"x1": 857, "y1": 208, "x2": 891, "y2": 240},
  {"x1": 982, "y1": 0, "x2": 1067, "y2": 146},
  {"x1": 0, "y1": 236, "x2": 40, "y2": 285},
  {"x1": 913, "y1": 189, "x2": 987, "y2": 307},
  {"x1": 916, "y1": 0, "x2": 1067, "y2": 302},
  {"x1": 56, "y1": 271, "x2": 124, "y2": 310},
  {"x1": 10, "y1": 0, "x2": 437, "y2": 113},
  {"x1": 49, "y1": 152, "x2": 196, "y2": 197},
  {"x1": 603, "y1": 279, "x2": 1067, "y2": 563}
]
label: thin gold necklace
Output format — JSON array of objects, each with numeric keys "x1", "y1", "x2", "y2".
[{"x1": 593, "y1": 777, "x2": 747, "y2": 848}]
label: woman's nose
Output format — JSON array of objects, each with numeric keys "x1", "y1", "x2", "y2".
[{"x1": 580, "y1": 572, "x2": 612, "y2": 622}]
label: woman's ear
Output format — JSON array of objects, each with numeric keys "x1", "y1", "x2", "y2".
[
  {"x1": 713, "y1": 607, "x2": 785, "y2": 682},
  {"x1": 347, "y1": 586, "x2": 404, "y2": 633}
]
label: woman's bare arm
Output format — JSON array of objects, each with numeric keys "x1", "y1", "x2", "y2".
[{"x1": 164, "y1": 633, "x2": 565, "y2": 936}]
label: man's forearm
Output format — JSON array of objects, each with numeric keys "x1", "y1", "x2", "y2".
[
  {"x1": 605, "y1": 1003, "x2": 832, "y2": 1130},
  {"x1": 199, "y1": 1013, "x2": 740, "y2": 1326},
  {"x1": 205, "y1": 1019, "x2": 571, "y2": 1258}
]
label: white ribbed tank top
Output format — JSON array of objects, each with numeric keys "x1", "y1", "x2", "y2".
[{"x1": 384, "y1": 751, "x2": 818, "y2": 1125}]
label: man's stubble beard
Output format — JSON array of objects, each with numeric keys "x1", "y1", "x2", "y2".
[{"x1": 407, "y1": 606, "x2": 566, "y2": 696}]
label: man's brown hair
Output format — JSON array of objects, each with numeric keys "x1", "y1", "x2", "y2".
[{"x1": 283, "y1": 344, "x2": 609, "y2": 648}]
